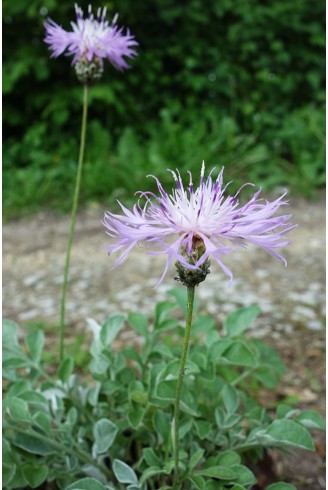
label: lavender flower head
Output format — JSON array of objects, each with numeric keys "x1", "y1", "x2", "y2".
[
  {"x1": 102, "y1": 163, "x2": 297, "y2": 287},
  {"x1": 44, "y1": 4, "x2": 138, "y2": 82}
]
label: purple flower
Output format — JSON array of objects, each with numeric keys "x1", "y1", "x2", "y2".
[
  {"x1": 44, "y1": 4, "x2": 138, "y2": 71},
  {"x1": 102, "y1": 163, "x2": 297, "y2": 286}
]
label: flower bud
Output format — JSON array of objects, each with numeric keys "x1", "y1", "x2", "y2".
[
  {"x1": 74, "y1": 56, "x2": 104, "y2": 85},
  {"x1": 175, "y1": 235, "x2": 211, "y2": 287}
]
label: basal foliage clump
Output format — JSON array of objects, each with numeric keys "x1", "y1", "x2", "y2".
[{"x1": 3, "y1": 294, "x2": 325, "y2": 489}]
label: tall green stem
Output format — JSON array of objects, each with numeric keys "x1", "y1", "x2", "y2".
[
  {"x1": 173, "y1": 286, "x2": 195, "y2": 488},
  {"x1": 59, "y1": 84, "x2": 89, "y2": 360}
]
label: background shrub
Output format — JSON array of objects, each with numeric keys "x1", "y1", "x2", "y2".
[{"x1": 3, "y1": 0, "x2": 325, "y2": 216}]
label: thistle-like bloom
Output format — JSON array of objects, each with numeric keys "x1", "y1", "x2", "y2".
[
  {"x1": 102, "y1": 163, "x2": 297, "y2": 286},
  {"x1": 44, "y1": 4, "x2": 138, "y2": 71}
]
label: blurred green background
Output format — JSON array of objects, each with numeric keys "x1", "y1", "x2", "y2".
[{"x1": 3, "y1": 0, "x2": 325, "y2": 218}]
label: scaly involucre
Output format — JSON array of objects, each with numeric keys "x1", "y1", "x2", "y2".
[
  {"x1": 102, "y1": 163, "x2": 297, "y2": 286},
  {"x1": 44, "y1": 4, "x2": 138, "y2": 70}
]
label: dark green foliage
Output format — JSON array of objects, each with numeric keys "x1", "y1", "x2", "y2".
[{"x1": 3, "y1": 0, "x2": 325, "y2": 217}]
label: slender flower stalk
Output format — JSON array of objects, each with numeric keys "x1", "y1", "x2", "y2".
[
  {"x1": 59, "y1": 84, "x2": 88, "y2": 360},
  {"x1": 44, "y1": 5, "x2": 138, "y2": 358},
  {"x1": 173, "y1": 286, "x2": 195, "y2": 488}
]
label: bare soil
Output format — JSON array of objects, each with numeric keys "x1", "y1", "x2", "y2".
[{"x1": 3, "y1": 194, "x2": 326, "y2": 489}]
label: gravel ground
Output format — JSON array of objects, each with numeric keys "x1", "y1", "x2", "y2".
[
  {"x1": 3, "y1": 193, "x2": 326, "y2": 488},
  {"x1": 3, "y1": 195, "x2": 325, "y2": 333}
]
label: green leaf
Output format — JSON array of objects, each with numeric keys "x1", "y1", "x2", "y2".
[
  {"x1": 33, "y1": 412, "x2": 50, "y2": 433},
  {"x1": 153, "y1": 411, "x2": 170, "y2": 444},
  {"x1": 254, "y1": 341, "x2": 286, "y2": 375},
  {"x1": 179, "y1": 417, "x2": 193, "y2": 439},
  {"x1": 192, "y1": 315, "x2": 216, "y2": 334},
  {"x1": 205, "y1": 329, "x2": 220, "y2": 347},
  {"x1": 253, "y1": 368, "x2": 279, "y2": 388},
  {"x1": 3, "y1": 358, "x2": 31, "y2": 370},
  {"x1": 230, "y1": 465, "x2": 257, "y2": 486},
  {"x1": 14, "y1": 433, "x2": 55, "y2": 455},
  {"x1": 295, "y1": 410, "x2": 326, "y2": 430},
  {"x1": 167, "y1": 288, "x2": 199, "y2": 314},
  {"x1": 7, "y1": 380, "x2": 31, "y2": 397},
  {"x1": 128, "y1": 380, "x2": 148, "y2": 404},
  {"x1": 143, "y1": 448, "x2": 162, "y2": 467},
  {"x1": 265, "y1": 419, "x2": 315, "y2": 450},
  {"x1": 266, "y1": 484, "x2": 297, "y2": 490},
  {"x1": 154, "y1": 300, "x2": 175, "y2": 326},
  {"x1": 20, "y1": 391, "x2": 48, "y2": 409},
  {"x1": 89, "y1": 355, "x2": 110, "y2": 375},
  {"x1": 113, "y1": 459, "x2": 139, "y2": 484},
  {"x1": 194, "y1": 420, "x2": 211, "y2": 439},
  {"x1": 58, "y1": 356, "x2": 74, "y2": 383},
  {"x1": 2, "y1": 461, "x2": 16, "y2": 486},
  {"x1": 2, "y1": 319, "x2": 20, "y2": 350},
  {"x1": 140, "y1": 466, "x2": 166, "y2": 484},
  {"x1": 93, "y1": 419, "x2": 118, "y2": 454},
  {"x1": 66, "y1": 477, "x2": 107, "y2": 490},
  {"x1": 154, "y1": 318, "x2": 179, "y2": 333},
  {"x1": 67, "y1": 407, "x2": 78, "y2": 425},
  {"x1": 22, "y1": 463, "x2": 48, "y2": 488},
  {"x1": 100, "y1": 315, "x2": 125, "y2": 346},
  {"x1": 4, "y1": 397, "x2": 30, "y2": 423},
  {"x1": 160, "y1": 358, "x2": 200, "y2": 379},
  {"x1": 190, "y1": 350, "x2": 208, "y2": 371},
  {"x1": 156, "y1": 379, "x2": 199, "y2": 416},
  {"x1": 276, "y1": 404, "x2": 297, "y2": 419},
  {"x1": 195, "y1": 465, "x2": 237, "y2": 479},
  {"x1": 152, "y1": 344, "x2": 175, "y2": 359},
  {"x1": 222, "y1": 385, "x2": 239, "y2": 414},
  {"x1": 209, "y1": 339, "x2": 233, "y2": 360},
  {"x1": 189, "y1": 448, "x2": 205, "y2": 469},
  {"x1": 221, "y1": 341, "x2": 258, "y2": 367},
  {"x1": 128, "y1": 312, "x2": 148, "y2": 337},
  {"x1": 223, "y1": 413, "x2": 242, "y2": 429},
  {"x1": 188, "y1": 475, "x2": 205, "y2": 490},
  {"x1": 215, "y1": 408, "x2": 225, "y2": 428},
  {"x1": 25, "y1": 330, "x2": 44, "y2": 362},
  {"x1": 127, "y1": 404, "x2": 145, "y2": 429},
  {"x1": 88, "y1": 382, "x2": 101, "y2": 407},
  {"x1": 217, "y1": 451, "x2": 241, "y2": 467},
  {"x1": 224, "y1": 306, "x2": 261, "y2": 337}
]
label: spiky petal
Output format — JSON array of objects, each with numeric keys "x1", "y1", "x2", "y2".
[
  {"x1": 44, "y1": 4, "x2": 138, "y2": 71},
  {"x1": 102, "y1": 163, "x2": 297, "y2": 286}
]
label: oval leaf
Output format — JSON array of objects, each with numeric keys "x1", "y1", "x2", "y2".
[
  {"x1": 93, "y1": 419, "x2": 118, "y2": 454},
  {"x1": 22, "y1": 464, "x2": 48, "y2": 488},
  {"x1": 58, "y1": 357, "x2": 74, "y2": 383},
  {"x1": 295, "y1": 410, "x2": 326, "y2": 430},
  {"x1": 128, "y1": 312, "x2": 148, "y2": 337},
  {"x1": 66, "y1": 477, "x2": 107, "y2": 490},
  {"x1": 100, "y1": 315, "x2": 125, "y2": 346},
  {"x1": 195, "y1": 465, "x2": 237, "y2": 479},
  {"x1": 266, "y1": 419, "x2": 314, "y2": 450},
  {"x1": 113, "y1": 459, "x2": 139, "y2": 485},
  {"x1": 224, "y1": 306, "x2": 261, "y2": 337},
  {"x1": 25, "y1": 331, "x2": 44, "y2": 362},
  {"x1": 221, "y1": 341, "x2": 258, "y2": 367},
  {"x1": 266, "y1": 483, "x2": 297, "y2": 490}
]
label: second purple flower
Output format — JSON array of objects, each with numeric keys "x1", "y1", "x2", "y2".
[{"x1": 44, "y1": 4, "x2": 138, "y2": 83}]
